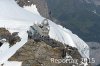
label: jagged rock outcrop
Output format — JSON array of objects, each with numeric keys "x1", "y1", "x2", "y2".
[
  {"x1": 0, "y1": 28, "x2": 11, "y2": 40},
  {"x1": 0, "y1": 28, "x2": 21, "y2": 46},
  {"x1": 9, "y1": 39, "x2": 82, "y2": 66}
]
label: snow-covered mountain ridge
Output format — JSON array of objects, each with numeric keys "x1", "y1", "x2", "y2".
[{"x1": 0, "y1": 0, "x2": 89, "y2": 65}]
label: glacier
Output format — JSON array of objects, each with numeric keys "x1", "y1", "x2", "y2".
[{"x1": 0, "y1": 0, "x2": 89, "y2": 66}]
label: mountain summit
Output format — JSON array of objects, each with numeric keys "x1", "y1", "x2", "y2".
[{"x1": 0, "y1": 0, "x2": 90, "y2": 66}]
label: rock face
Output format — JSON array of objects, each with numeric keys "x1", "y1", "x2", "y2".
[
  {"x1": 32, "y1": 0, "x2": 50, "y2": 19},
  {"x1": 9, "y1": 40, "x2": 62, "y2": 66},
  {"x1": 0, "y1": 28, "x2": 21, "y2": 46},
  {"x1": 9, "y1": 39, "x2": 83, "y2": 66},
  {"x1": 46, "y1": 0, "x2": 100, "y2": 42},
  {"x1": 0, "y1": 28, "x2": 11, "y2": 40}
]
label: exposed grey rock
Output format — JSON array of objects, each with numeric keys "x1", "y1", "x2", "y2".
[
  {"x1": 0, "y1": 28, "x2": 21, "y2": 46},
  {"x1": 9, "y1": 38, "x2": 83, "y2": 66}
]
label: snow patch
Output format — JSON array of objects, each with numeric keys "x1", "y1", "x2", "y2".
[
  {"x1": 2, "y1": 61, "x2": 22, "y2": 66},
  {"x1": 24, "y1": 4, "x2": 40, "y2": 16}
]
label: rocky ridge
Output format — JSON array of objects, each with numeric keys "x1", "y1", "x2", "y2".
[
  {"x1": 9, "y1": 39, "x2": 82, "y2": 66},
  {"x1": 0, "y1": 28, "x2": 86, "y2": 66}
]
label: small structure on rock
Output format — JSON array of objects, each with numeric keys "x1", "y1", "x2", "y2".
[{"x1": 27, "y1": 19, "x2": 50, "y2": 40}]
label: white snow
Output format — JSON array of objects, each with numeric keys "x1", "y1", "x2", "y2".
[
  {"x1": 1, "y1": 61, "x2": 22, "y2": 66},
  {"x1": 0, "y1": 42, "x2": 10, "y2": 55},
  {"x1": 49, "y1": 21, "x2": 77, "y2": 47},
  {"x1": 0, "y1": 0, "x2": 42, "y2": 22},
  {"x1": 0, "y1": 0, "x2": 90, "y2": 66},
  {"x1": 0, "y1": 19, "x2": 30, "y2": 65},
  {"x1": 23, "y1": 4, "x2": 40, "y2": 16},
  {"x1": 71, "y1": 34, "x2": 89, "y2": 58}
]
